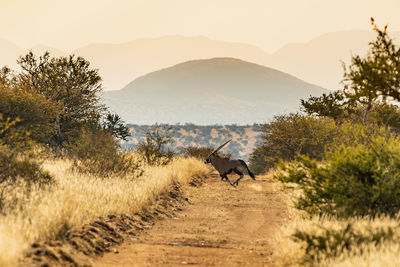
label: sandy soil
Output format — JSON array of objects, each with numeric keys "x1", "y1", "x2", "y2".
[{"x1": 94, "y1": 174, "x2": 288, "y2": 267}]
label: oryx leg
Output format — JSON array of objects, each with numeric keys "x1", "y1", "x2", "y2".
[
  {"x1": 233, "y1": 168, "x2": 244, "y2": 186},
  {"x1": 222, "y1": 169, "x2": 234, "y2": 186}
]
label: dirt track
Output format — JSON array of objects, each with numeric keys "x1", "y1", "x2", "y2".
[{"x1": 94, "y1": 174, "x2": 287, "y2": 267}]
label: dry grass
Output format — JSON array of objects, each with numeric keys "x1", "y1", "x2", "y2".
[
  {"x1": 274, "y1": 215, "x2": 400, "y2": 266},
  {"x1": 0, "y1": 156, "x2": 210, "y2": 267},
  {"x1": 273, "y1": 177, "x2": 400, "y2": 267}
]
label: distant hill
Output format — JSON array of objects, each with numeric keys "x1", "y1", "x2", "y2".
[
  {"x1": 267, "y1": 30, "x2": 400, "y2": 90},
  {"x1": 73, "y1": 35, "x2": 269, "y2": 91},
  {"x1": 0, "y1": 40, "x2": 66, "y2": 69},
  {"x1": 75, "y1": 30, "x2": 400, "y2": 90},
  {"x1": 123, "y1": 124, "x2": 263, "y2": 160},
  {"x1": 2, "y1": 30, "x2": 400, "y2": 91},
  {"x1": 103, "y1": 58, "x2": 327, "y2": 124}
]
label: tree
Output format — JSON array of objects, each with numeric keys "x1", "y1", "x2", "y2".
[
  {"x1": 16, "y1": 52, "x2": 105, "y2": 146},
  {"x1": 301, "y1": 90, "x2": 349, "y2": 122},
  {"x1": 103, "y1": 113, "x2": 131, "y2": 141},
  {"x1": 248, "y1": 114, "x2": 338, "y2": 174},
  {"x1": 343, "y1": 18, "x2": 400, "y2": 123}
]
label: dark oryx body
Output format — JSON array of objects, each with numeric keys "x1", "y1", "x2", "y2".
[{"x1": 204, "y1": 140, "x2": 255, "y2": 186}]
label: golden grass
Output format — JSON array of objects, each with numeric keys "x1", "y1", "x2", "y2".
[
  {"x1": 274, "y1": 215, "x2": 400, "y2": 266},
  {"x1": 273, "y1": 178, "x2": 400, "y2": 267},
  {"x1": 0, "y1": 157, "x2": 210, "y2": 267}
]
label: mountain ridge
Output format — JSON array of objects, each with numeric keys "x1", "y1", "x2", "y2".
[
  {"x1": 104, "y1": 57, "x2": 327, "y2": 124},
  {"x1": 2, "y1": 30, "x2": 400, "y2": 91}
]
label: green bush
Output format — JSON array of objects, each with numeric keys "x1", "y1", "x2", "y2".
[
  {"x1": 69, "y1": 128, "x2": 142, "y2": 177},
  {"x1": 0, "y1": 87, "x2": 58, "y2": 146},
  {"x1": 278, "y1": 132, "x2": 400, "y2": 217},
  {"x1": 249, "y1": 114, "x2": 339, "y2": 174},
  {"x1": 0, "y1": 116, "x2": 52, "y2": 186},
  {"x1": 369, "y1": 103, "x2": 400, "y2": 133},
  {"x1": 136, "y1": 128, "x2": 175, "y2": 166}
]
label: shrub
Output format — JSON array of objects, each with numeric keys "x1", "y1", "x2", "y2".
[
  {"x1": 69, "y1": 128, "x2": 142, "y2": 177},
  {"x1": 136, "y1": 128, "x2": 175, "y2": 166},
  {"x1": 248, "y1": 146, "x2": 268, "y2": 175},
  {"x1": 0, "y1": 87, "x2": 57, "y2": 146},
  {"x1": 278, "y1": 132, "x2": 400, "y2": 217},
  {"x1": 0, "y1": 116, "x2": 52, "y2": 186},
  {"x1": 369, "y1": 103, "x2": 400, "y2": 133},
  {"x1": 0, "y1": 146, "x2": 52, "y2": 186},
  {"x1": 249, "y1": 114, "x2": 339, "y2": 174}
]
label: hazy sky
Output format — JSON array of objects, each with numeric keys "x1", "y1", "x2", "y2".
[{"x1": 1, "y1": 0, "x2": 399, "y2": 52}]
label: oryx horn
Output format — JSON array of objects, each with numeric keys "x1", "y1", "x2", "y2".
[{"x1": 208, "y1": 139, "x2": 231, "y2": 157}]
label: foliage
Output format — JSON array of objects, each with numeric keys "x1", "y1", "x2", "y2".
[
  {"x1": 0, "y1": 114, "x2": 29, "y2": 150},
  {"x1": 0, "y1": 116, "x2": 52, "y2": 186},
  {"x1": 136, "y1": 128, "x2": 175, "y2": 166},
  {"x1": 369, "y1": 103, "x2": 400, "y2": 133},
  {"x1": 0, "y1": 86, "x2": 57, "y2": 146},
  {"x1": 342, "y1": 18, "x2": 400, "y2": 123},
  {"x1": 301, "y1": 90, "x2": 350, "y2": 122},
  {"x1": 302, "y1": 91, "x2": 400, "y2": 132},
  {"x1": 0, "y1": 146, "x2": 52, "y2": 186},
  {"x1": 249, "y1": 114, "x2": 338, "y2": 174},
  {"x1": 248, "y1": 145, "x2": 269, "y2": 175},
  {"x1": 301, "y1": 19, "x2": 400, "y2": 126},
  {"x1": 16, "y1": 52, "x2": 105, "y2": 146},
  {"x1": 278, "y1": 133, "x2": 400, "y2": 217},
  {"x1": 102, "y1": 112, "x2": 130, "y2": 140},
  {"x1": 69, "y1": 128, "x2": 141, "y2": 177}
]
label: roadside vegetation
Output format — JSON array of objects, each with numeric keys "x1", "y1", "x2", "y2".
[
  {"x1": 249, "y1": 19, "x2": 400, "y2": 266},
  {"x1": 0, "y1": 157, "x2": 209, "y2": 267},
  {"x1": 0, "y1": 51, "x2": 210, "y2": 266},
  {"x1": 124, "y1": 123, "x2": 262, "y2": 160}
]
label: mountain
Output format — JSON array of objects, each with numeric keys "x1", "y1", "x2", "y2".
[
  {"x1": 75, "y1": 30, "x2": 400, "y2": 91},
  {"x1": 0, "y1": 41, "x2": 66, "y2": 70},
  {"x1": 73, "y1": 35, "x2": 269, "y2": 91},
  {"x1": 103, "y1": 58, "x2": 327, "y2": 124},
  {"x1": 2, "y1": 30, "x2": 400, "y2": 91},
  {"x1": 267, "y1": 30, "x2": 400, "y2": 90}
]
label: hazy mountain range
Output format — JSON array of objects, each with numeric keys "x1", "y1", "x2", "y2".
[
  {"x1": 1, "y1": 30, "x2": 399, "y2": 91},
  {"x1": 103, "y1": 58, "x2": 327, "y2": 124}
]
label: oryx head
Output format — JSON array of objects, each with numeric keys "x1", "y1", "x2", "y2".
[{"x1": 204, "y1": 140, "x2": 231, "y2": 164}]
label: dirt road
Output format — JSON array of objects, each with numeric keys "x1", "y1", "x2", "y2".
[{"x1": 94, "y1": 174, "x2": 287, "y2": 267}]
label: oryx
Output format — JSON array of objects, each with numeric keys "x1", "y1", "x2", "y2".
[{"x1": 204, "y1": 140, "x2": 255, "y2": 186}]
